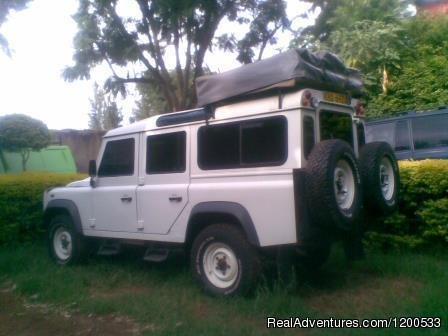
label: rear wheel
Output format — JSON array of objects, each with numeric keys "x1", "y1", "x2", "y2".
[
  {"x1": 359, "y1": 142, "x2": 399, "y2": 214},
  {"x1": 306, "y1": 139, "x2": 363, "y2": 232},
  {"x1": 191, "y1": 224, "x2": 260, "y2": 296}
]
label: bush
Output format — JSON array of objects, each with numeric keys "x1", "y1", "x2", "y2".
[
  {"x1": 0, "y1": 172, "x2": 86, "y2": 244},
  {"x1": 366, "y1": 160, "x2": 448, "y2": 250}
]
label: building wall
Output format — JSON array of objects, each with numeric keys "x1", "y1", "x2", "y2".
[
  {"x1": 417, "y1": 0, "x2": 448, "y2": 15},
  {"x1": 52, "y1": 130, "x2": 105, "y2": 173}
]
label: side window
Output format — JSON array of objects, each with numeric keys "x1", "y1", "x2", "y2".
[
  {"x1": 412, "y1": 114, "x2": 448, "y2": 150},
  {"x1": 198, "y1": 116, "x2": 287, "y2": 170},
  {"x1": 146, "y1": 132, "x2": 186, "y2": 174},
  {"x1": 241, "y1": 117, "x2": 286, "y2": 165},
  {"x1": 394, "y1": 120, "x2": 410, "y2": 151},
  {"x1": 198, "y1": 123, "x2": 240, "y2": 169},
  {"x1": 98, "y1": 138, "x2": 134, "y2": 177},
  {"x1": 303, "y1": 116, "x2": 315, "y2": 159}
]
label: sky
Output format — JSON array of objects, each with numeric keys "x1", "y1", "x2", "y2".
[{"x1": 0, "y1": 0, "x2": 314, "y2": 130}]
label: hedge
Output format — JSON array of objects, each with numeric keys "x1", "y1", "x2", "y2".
[
  {"x1": 0, "y1": 172, "x2": 85, "y2": 244},
  {"x1": 0, "y1": 161, "x2": 447, "y2": 250},
  {"x1": 365, "y1": 160, "x2": 448, "y2": 250}
]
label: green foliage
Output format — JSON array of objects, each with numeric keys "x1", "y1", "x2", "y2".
[
  {"x1": 366, "y1": 160, "x2": 448, "y2": 250},
  {"x1": 65, "y1": 0, "x2": 290, "y2": 112},
  {"x1": 0, "y1": 0, "x2": 32, "y2": 55},
  {"x1": 367, "y1": 16, "x2": 448, "y2": 115},
  {"x1": 297, "y1": 0, "x2": 410, "y2": 46},
  {"x1": 0, "y1": 172, "x2": 85, "y2": 245},
  {"x1": 417, "y1": 199, "x2": 448, "y2": 244},
  {"x1": 89, "y1": 83, "x2": 123, "y2": 130},
  {"x1": 0, "y1": 114, "x2": 51, "y2": 171},
  {"x1": 326, "y1": 20, "x2": 405, "y2": 95}
]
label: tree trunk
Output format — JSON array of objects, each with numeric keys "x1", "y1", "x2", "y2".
[
  {"x1": 382, "y1": 65, "x2": 389, "y2": 94},
  {"x1": 21, "y1": 150, "x2": 30, "y2": 172}
]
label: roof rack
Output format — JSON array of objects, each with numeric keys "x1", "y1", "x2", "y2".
[{"x1": 156, "y1": 107, "x2": 213, "y2": 127}]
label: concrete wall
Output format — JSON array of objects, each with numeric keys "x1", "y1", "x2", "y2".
[{"x1": 52, "y1": 129, "x2": 105, "y2": 173}]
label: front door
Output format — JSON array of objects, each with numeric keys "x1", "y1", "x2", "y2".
[
  {"x1": 92, "y1": 134, "x2": 139, "y2": 232},
  {"x1": 136, "y1": 129, "x2": 189, "y2": 234}
]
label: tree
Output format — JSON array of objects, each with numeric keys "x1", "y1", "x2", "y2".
[
  {"x1": 325, "y1": 20, "x2": 405, "y2": 95},
  {"x1": 64, "y1": 0, "x2": 290, "y2": 112},
  {"x1": 368, "y1": 16, "x2": 448, "y2": 115},
  {"x1": 298, "y1": 0, "x2": 411, "y2": 46},
  {"x1": 130, "y1": 80, "x2": 169, "y2": 122},
  {"x1": 89, "y1": 83, "x2": 123, "y2": 130},
  {"x1": 0, "y1": 0, "x2": 32, "y2": 55},
  {"x1": 0, "y1": 114, "x2": 51, "y2": 171}
]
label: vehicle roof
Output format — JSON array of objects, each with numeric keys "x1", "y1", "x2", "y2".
[
  {"x1": 365, "y1": 107, "x2": 448, "y2": 125},
  {"x1": 105, "y1": 88, "x2": 357, "y2": 138}
]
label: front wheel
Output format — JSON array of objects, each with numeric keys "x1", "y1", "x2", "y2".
[
  {"x1": 191, "y1": 224, "x2": 260, "y2": 296},
  {"x1": 48, "y1": 215, "x2": 84, "y2": 265}
]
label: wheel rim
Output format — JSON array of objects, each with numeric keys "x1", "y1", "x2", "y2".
[
  {"x1": 53, "y1": 227, "x2": 73, "y2": 261},
  {"x1": 203, "y1": 242, "x2": 239, "y2": 289},
  {"x1": 379, "y1": 156, "x2": 395, "y2": 201},
  {"x1": 334, "y1": 159, "x2": 356, "y2": 210}
]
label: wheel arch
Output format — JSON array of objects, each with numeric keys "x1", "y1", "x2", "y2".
[
  {"x1": 43, "y1": 199, "x2": 83, "y2": 235},
  {"x1": 185, "y1": 202, "x2": 260, "y2": 247}
]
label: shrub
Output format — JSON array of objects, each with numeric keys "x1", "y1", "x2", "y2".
[
  {"x1": 0, "y1": 172, "x2": 85, "y2": 244},
  {"x1": 366, "y1": 160, "x2": 448, "y2": 250}
]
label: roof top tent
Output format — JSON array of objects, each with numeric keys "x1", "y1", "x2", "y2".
[{"x1": 195, "y1": 48, "x2": 364, "y2": 108}]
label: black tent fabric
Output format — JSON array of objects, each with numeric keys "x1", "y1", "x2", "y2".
[{"x1": 195, "y1": 49, "x2": 364, "y2": 107}]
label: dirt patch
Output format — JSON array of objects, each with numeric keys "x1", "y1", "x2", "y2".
[
  {"x1": 307, "y1": 276, "x2": 422, "y2": 315},
  {"x1": 90, "y1": 285, "x2": 152, "y2": 300},
  {"x1": 0, "y1": 288, "x2": 150, "y2": 336}
]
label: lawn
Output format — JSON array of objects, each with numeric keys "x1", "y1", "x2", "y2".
[{"x1": 0, "y1": 242, "x2": 447, "y2": 336}]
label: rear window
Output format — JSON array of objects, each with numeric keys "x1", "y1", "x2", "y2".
[
  {"x1": 198, "y1": 116, "x2": 287, "y2": 169},
  {"x1": 320, "y1": 110, "x2": 353, "y2": 146},
  {"x1": 412, "y1": 114, "x2": 448, "y2": 150}
]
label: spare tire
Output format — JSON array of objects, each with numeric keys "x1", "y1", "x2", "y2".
[
  {"x1": 359, "y1": 142, "x2": 399, "y2": 214},
  {"x1": 306, "y1": 139, "x2": 362, "y2": 232}
]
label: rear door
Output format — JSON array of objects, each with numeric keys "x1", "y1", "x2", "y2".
[{"x1": 136, "y1": 128, "x2": 189, "y2": 234}]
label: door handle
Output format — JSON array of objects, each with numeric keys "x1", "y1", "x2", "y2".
[
  {"x1": 120, "y1": 196, "x2": 133, "y2": 202},
  {"x1": 169, "y1": 196, "x2": 182, "y2": 202}
]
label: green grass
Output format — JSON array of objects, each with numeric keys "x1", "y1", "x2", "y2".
[{"x1": 0, "y1": 242, "x2": 447, "y2": 335}]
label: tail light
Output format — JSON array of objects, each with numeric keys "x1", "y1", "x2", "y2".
[
  {"x1": 301, "y1": 90, "x2": 317, "y2": 108},
  {"x1": 355, "y1": 101, "x2": 365, "y2": 117}
]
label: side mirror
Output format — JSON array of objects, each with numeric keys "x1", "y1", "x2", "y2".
[
  {"x1": 88, "y1": 160, "x2": 97, "y2": 188},
  {"x1": 88, "y1": 160, "x2": 97, "y2": 177}
]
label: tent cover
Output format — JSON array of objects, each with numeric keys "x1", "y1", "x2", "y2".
[{"x1": 195, "y1": 49, "x2": 364, "y2": 107}]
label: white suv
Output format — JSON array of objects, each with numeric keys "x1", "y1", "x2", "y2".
[{"x1": 43, "y1": 50, "x2": 400, "y2": 296}]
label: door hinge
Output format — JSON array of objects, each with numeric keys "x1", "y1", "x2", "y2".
[{"x1": 137, "y1": 219, "x2": 144, "y2": 231}]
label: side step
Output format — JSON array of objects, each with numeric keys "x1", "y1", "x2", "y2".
[
  {"x1": 143, "y1": 248, "x2": 169, "y2": 263},
  {"x1": 98, "y1": 240, "x2": 121, "y2": 256}
]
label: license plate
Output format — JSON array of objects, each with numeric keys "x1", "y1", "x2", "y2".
[{"x1": 323, "y1": 92, "x2": 349, "y2": 105}]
